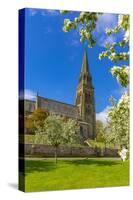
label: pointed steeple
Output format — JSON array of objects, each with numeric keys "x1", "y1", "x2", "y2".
[
  {"x1": 81, "y1": 48, "x2": 89, "y2": 74},
  {"x1": 78, "y1": 48, "x2": 92, "y2": 86},
  {"x1": 75, "y1": 49, "x2": 96, "y2": 139}
]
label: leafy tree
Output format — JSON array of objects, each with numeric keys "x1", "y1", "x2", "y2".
[
  {"x1": 99, "y1": 14, "x2": 129, "y2": 87},
  {"x1": 85, "y1": 120, "x2": 107, "y2": 154},
  {"x1": 44, "y1": 115, "x2": 64, "y2": 163},
  {"x1": 25, "y1": 116, "x2": 34, "y2": 134},
  {"x1": 25, "y1": 108, "x2": 49, "y2": 134},
  {"x1": 108, "y1": 92, "x2": 129, "y2": 148},
  {"x1": 35, "y1": 115, "x2": 80, "y2": 163},
  {"x1": 99, "y1": 14, "x2": 130, "y2": 149},
  {"x1": 30, "y1": 108, "x2": 49, "y2": 127},
  {"x1": 96, "y1": 121, "x2": 115, "y2": 149},
  {"x1": 96, "y1": 120, "x2": 105, "y2": 143},
  {"x1": 61, "y1": 11, "x2": 129, "y2": 86},
  {"x1": 60, "y1": 11, "x2": 99, "y2": 47},
  {"x1": 62, "y1": 118, "x2": 80, "y2": 144}
]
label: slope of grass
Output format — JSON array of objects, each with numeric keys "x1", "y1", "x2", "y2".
[{"x1": 24, "y1": 158, "x2": 129, "y2": 192}]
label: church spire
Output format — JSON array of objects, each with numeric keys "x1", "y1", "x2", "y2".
[
  {"x1": 75, "y1": 48, "x2": 96, "y2": 140},
  {"x1": 78, "y1": 48, "x2": 92, "y2": 86},
  {"x1": 81, "y1": 48, "x2": 89, "y2": 74}
]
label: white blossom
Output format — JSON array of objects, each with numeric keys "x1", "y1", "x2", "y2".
[
  {"x1": 118, "y1": 14, "x2": 124, "y2": 26},
  {"x1": 124, "y1": 30, "x2": 129, "y2": 42},
  {"x1": 108, "y1": 92, "x2": 129, "y2": 148}
]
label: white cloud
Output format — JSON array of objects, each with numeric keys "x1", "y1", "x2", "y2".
[
  {"x1": 120, "y1": 87, "x2": 129, "y2": 95},
  {"x1": 96, "y1": 106, "x2": 111, "y2": 124},
  {"x1": 28, "y1": 8, "x2": 38, "y2": 16},
  {"x1": 41, "y1": 9, "x2": 59, "y2": 16},
  {"x1": 28, "y1": 8, "x2": 59, "y2": 17},
  {"x1": 95, "y1": 13, "x2": 118, "y2": 47},
  {"x1": 68, "y1": 29, "x2": 81, "y2": 47},
  {"x1": 112, "y1": 86, "x2": 129, "y2": 99},
  {"x1": 96, "y1": 13, "x2": 117, "y2": 33},
  {"x1": 70, "y1": 39, "x2": 80, "y2": 47},
  {"x1": 19, "y1": 89, "x2": 36, "y2": 100},
  {"x1": 98, "y1": 35, "x2": 116, "y2": 47}
]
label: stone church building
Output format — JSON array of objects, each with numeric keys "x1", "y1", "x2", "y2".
[{"x1": 25, "y1": 49, "x2": 96, "y2": 142}]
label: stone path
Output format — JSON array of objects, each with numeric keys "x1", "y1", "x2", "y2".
[{"x1": 21, "y1": 157, "x2": 120, "y2": 161}]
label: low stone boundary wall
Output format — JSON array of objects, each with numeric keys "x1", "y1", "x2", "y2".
[{"x1": 20, "y1": 144, "x2": 119, "y2": 157}]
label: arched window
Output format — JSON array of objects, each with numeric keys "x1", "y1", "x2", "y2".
[
  {"x1": 83, "y1": 74, "x2": 86, "y2": 81},
  {"x1": 85, "y1": 93, "x2": 90, "y2": 102}
]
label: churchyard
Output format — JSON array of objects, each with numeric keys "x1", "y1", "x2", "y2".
[{"x1": 24, "y1": 157, "x2": 129, "y2": 192}]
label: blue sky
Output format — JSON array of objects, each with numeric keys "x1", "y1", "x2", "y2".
[{"x1": 23, "y1": 8, "x2": 128, "y2": 121}]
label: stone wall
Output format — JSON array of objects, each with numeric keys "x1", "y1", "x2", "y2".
[{"x1": 21, "y1": 144, "x2": 119, "y2": 157}]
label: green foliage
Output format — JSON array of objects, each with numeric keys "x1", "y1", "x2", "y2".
[
  {"x1": 61, "y1": 11, "x2": 100, "y2": 47},
  {"x1": 25, "y1": 135, "x2": 35, "y2": 144},
  {"x1": 34, "y1": 115, "x2": 80, "y2": 162},
  {"x1": 25, "y1": 116, "x2": 34, "y2": 133},
  {"x1": 60, "y1": 10, "x2": 70, "y2": 14},
  {"x1": 87, "y1": 120, "x2": 106, "y2": 148},
  {"x1": 96, "y1": 120, "x2": 105, "y2": 143},
  {"x1": 62, "y1": 118, "x2": 80, "y2": 144},
  {"x1": 106, "y1": 14, "x2": 129, "y2": 35},
  {"x1": 30, "y1": 108, "x2": 49, "y2": 127},
  {"x1": 44, "y1": 115, "x2": 64, "y2": 146},
  {"x1": 42, "y1": 115, "x2": 80, "y2": 146},
  {"x1": 61, "y1": 12, "x2": 129, "y2": 88},
  {"x1": 102, "y1": 15, "x2": 130, "y2": 150},
  {"x1": 85, "y1": 120, "x2": 120, "y2": 150},
  {"x1": 110, "y1": 66, "x2": 129, "y2": 87},
  {"x1": 108, "y1": 92, "x2": 129, "y2": 148},
  {"x1": 25, "y1": 109, "x2": 49, "y2": 134},
  {"x1": 99, "y1": 14, "x2": 129, "y2": 87},
  {"x1": 22, "y1": 134, "x2": 47, "y2": 144},
  {"x1": 34, "y1": 115, "x2": 80, "y2": 146},
  {"x1": 87, "y1": 139, "x2": 105, "y2": 149}
]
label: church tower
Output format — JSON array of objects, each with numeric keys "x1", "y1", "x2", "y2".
[{"x1": 76, "y1": 49, "x2": 96, "y2": 141}]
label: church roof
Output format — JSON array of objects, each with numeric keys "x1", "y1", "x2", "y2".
[{"x1": 36, "y1": 96, "x2": 80, "y2": 119}]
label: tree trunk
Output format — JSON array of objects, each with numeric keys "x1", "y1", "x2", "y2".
[
  {"x1": 54, "y1": 146, "x2": 58, "y2": 164},
  {"x1": 104, "y1": 142, "x2": 107, "y2": 156}
]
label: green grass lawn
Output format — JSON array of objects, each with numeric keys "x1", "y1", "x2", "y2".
[{"x1": 24, "y1": 158, "x2": 129, "y2": 192}]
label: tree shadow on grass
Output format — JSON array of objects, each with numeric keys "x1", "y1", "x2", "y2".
[
  {"x1": 24, "y1": 160, "x2": 57, "y2": 176},
  {"x1": 21, "y1": 158, "x2": 120, "y2": 176},
  {"x1": 63, "y1": 158, "x2": 120, "y2": 167}
]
